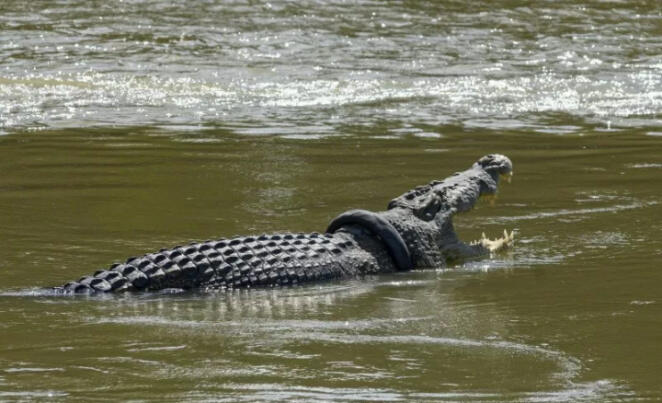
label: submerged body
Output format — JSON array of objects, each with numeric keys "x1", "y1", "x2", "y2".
[{"x1": 54, "y1": 154, "x2": 513, "y2": 294}]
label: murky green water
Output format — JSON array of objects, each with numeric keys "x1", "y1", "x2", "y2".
[
  {"x1": 2, "y1": 130, "x2": 661, "y2": 401},
  {"x1": 1, "y1": 0, "x2": 661, "y2": 401}
]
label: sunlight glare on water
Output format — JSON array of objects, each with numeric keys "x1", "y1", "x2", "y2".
[{"x1": 1, "y1": 0, "x2": 660, "y2": 135}]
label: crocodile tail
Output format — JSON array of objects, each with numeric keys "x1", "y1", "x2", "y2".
[
  {"x1": 52, "y1": 232, "x2": 355, "y2": 294},
  {"x1": 54, "y1": 245, "x2": 218, "y2": 294},
  {"x1": 54, "y1": 264, "x2": 152, "y2": 295}
]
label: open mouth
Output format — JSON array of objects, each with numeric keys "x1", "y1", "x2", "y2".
[
  {"x1": 472, "y1": 229, "x2": 515, "y2": 253},
  {"x1": 464, "y1": 170, "x2": 515, "y2": 254}
]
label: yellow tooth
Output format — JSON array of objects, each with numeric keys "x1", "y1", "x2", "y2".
[{"x1": 474, "y1": 229, "x2": 515, "y2": 252}]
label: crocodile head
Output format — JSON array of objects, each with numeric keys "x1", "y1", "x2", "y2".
[
  {"x1": 384, "y1": 154, "x2": 514, "y2": 264},
  {"x1": 325, "y1": 154, "x2": 513, "y2": 269},
  {"x1": 387, "y1": 154, "x2": 513, "y2": 220}
]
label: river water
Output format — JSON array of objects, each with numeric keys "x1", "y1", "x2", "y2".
[{"x1": 1, "y1": 0, "x2": 661, "y2": 401}]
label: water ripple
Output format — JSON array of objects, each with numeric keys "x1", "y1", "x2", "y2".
[
  {"x1": 1, "y1": 0, "x2": 660, "y2": 134},
  {"x1": 490, "y1": 201, "x2": 656, "y2": 223}
]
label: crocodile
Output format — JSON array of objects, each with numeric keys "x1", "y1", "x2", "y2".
[{"x1": 53, "y1": 154, "x2": 514, "y2": 294}]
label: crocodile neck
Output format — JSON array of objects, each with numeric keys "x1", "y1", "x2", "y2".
[{"x1": 332, "y1": 224, "x2": 400, "y2": 275}]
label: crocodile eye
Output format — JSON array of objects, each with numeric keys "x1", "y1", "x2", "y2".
[{"x1": 413, "y1": 194, "x2": 442, "y2": 221}]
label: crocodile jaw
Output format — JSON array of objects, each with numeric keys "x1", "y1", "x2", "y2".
[{"x1": 472, "y1": 230, "x2": 515, "y2": 252}]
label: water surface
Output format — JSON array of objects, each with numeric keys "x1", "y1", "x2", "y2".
[
  {"x1": 1, "y1": 0, "x2": 661, "y2": 401},
  {"x1": 1, "y1": 0, "x2": 660, "y2": 134}
]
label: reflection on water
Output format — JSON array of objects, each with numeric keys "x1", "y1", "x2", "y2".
[
  {"x1": 0, "y1": 277, "x2": 627, "y2": 401},
  {"x1": 1, "y1": 0, "x2": 660, "y2": 134}
]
